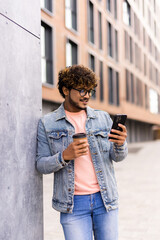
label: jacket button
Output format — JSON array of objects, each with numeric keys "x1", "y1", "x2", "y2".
[
  {"x1": 67, "y1": 208, "x2": 70, "y2": 212},
  {"x1": 68, "y1": 169, "x2": 72, "y2": 173},
  {"x1": 68, "y1": 188, "x2": 71, "y2": 192}
]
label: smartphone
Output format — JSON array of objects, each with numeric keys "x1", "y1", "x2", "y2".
[{"x1": 109, "y1": 114, "x2": 127, "y2": 140}]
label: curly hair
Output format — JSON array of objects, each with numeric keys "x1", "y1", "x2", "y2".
[{"x1": 58, "y1": 65, "x2": 98, "y2": 98}]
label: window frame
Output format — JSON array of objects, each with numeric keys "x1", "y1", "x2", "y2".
[{"x1": 41, "y1": 21, "x2": 54, "y2": 86}]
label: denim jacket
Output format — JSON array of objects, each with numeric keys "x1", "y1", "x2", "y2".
[{"x1": 36, "y1": 103, "x2": 128, "y2": 213}]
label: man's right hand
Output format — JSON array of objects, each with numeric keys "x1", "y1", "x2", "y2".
[{"x1": 62, "y1": 139, "x2": 89, "y2": 161}]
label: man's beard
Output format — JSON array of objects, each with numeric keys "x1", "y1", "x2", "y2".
[{"x1": 68, "y1": 93, "x2": 87, "y2": 110}]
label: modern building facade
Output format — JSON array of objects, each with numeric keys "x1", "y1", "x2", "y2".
[{"x1": 41, "y1": 0, "x2": 160, "y2": 142}]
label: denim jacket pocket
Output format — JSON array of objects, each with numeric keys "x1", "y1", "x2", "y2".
[
  {"x1": 94, "y1": 130, "x2": 110, "y2": 152},
  {"x1": 48, "y1": 131, "x2": 68, "y2": 154}
]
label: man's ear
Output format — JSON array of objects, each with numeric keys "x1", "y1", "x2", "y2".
[{"x1": 62, "y1": 87, "x2": 69, "y2": 97}]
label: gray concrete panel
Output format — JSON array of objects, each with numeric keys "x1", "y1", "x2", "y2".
[
  {"x1": 0, "y1": 0, "x2": 40, "y2": 37},
  {"x1": 0, "y1": 12, "x2": 43, "y2": 240}
]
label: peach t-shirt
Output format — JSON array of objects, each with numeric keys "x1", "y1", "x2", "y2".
[{"x1": 65, "y1": 110, "x2": 100, "y2": 195}]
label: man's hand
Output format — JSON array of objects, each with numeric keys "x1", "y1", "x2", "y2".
[
  {"x1": 108, "y1": 124, "x2": 127, "y2": 146},
  {"x1": 63, "y1": 139, "x2": 89, "y2": 161}
]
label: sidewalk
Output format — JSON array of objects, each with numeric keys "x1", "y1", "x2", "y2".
[{"x1": 43, "y1": 140, "x2": 160, "y2": 240}]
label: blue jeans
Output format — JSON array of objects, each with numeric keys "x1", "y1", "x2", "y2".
[{"x1": 60, "y1": 192, "x2": 118, "y2": 240}]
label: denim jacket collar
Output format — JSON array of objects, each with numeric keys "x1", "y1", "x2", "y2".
[{"x1": 55, "y1": 103, "x2": 97, "y2": 121}]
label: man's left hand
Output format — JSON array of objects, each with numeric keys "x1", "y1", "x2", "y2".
[{"x1": 108, "y1": 124, "x2": 127, "y2": 146}]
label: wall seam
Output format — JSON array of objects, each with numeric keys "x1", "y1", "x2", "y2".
[{"x1": 0, "y1": 12, "x2": 40, "y2": 39}]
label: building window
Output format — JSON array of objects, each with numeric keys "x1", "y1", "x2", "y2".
[
  {"x1": 144, "y1": 54, "x2": 147, "y2": 76},
  {"x1": 41, "y1": 0, "x2": 52, "y2": 12},
  {"x1": 149, "y1": 37, "x2": 152, "y2": 54},
  {"x1": 154, "y1": 21, "x2": 156, "y2": 37},
  {"x1": 107, "y1": 22, "x2": 112, "y2": 57},
  {"x1": 108, "y1": 67, "x2": 119, "y2": 105},
  {"x1": 130, "y1": 73, "x2": 134, "y2": 103},
  {"x1": 89, "y1": 54, "x2": 95, "y2": 71},
  {"x1": 88, "y1": 1, "x2": 94, "y2": 44},
  {"x1": 89, "y1": 54, "x2": 96, "y2": 99},
  {"x1": 114, "y1": 0, "x2": 117, "y2": 19},
  {"x1": 115, "y1": 30, "x2": 118, "y2": 62},
  {"x1": 106, "y1": 0, "x2": 111, "y2": 12},
  {"x1": 98, "y1": 11, "x2": 102, "y2": 50},
  {"x1": 136, "y1": 78, "x2": 143, "y2": 106},
  {"x1": 148, "y1": 8, "x2": 151, "y2": 27},
  {"x1": 126, "y1": 70, "x2": 135, "y2": 104},
  {"x1": 108, "y1": 67, "x2": 113, "y2": 104},
  {"x1": 143, "y1": 28, "x2": 146, "y2": 46},
  {"x1": 155, "y1": 68, "x2": 159, "y2": 85},
  {"x1": 41, "y1": 22, "x2": 53, "y2": 85},
  {"x1": 100, "y1": 61, "x2": 103, "y2": 101},
  {"x1": 66, "y1": 39, "x2": 78, "y2": 66},
  {"x1": 145, "y1": 85, "x2": 148, "y2": 109},
  {"x1": 126, "y1": 69, "x2": 130, "y2": 102},
  {"x1": 135, "y1": 43, "x2": 140, "y2": 69},
  {"x1": 155, "y1": 46, "x2": 158, "y2": 61},
  {"x1": 123, "y1": 0, "x2": 131, "y2": 26},
  {"x1": 149, "y1": 61, "x2": 152, "y2": 81},
  {"x1": 124, "y1": 31, "x2": 129, "y2": 60},
  {"x1": 149, "y1": 88, "x2": 158, "y2": 114},
  {"x1": 116, "y1": 72, "x2": 120, "y2": 105},
  {"x1": 65, "y1": 0, "x2": 77, "y2": 31},
  {"x1": 129, "y1": 36, "x2": 133, "y2": 63}
]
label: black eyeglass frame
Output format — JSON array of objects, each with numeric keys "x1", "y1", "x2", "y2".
[{"x1": 72, "y1": 88, "x2": 96, "y2": 97}]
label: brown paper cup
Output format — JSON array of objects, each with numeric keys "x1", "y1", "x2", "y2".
[{"x1": 73, "y1": 133, "x2": 87, "y2": 141}]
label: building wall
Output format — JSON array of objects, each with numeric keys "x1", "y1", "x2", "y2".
[
  {"x1": 0, "y1": 1, "x2": 43, "y2": 239},
  {"x1": 41, "y1": 0, "x2": 160, "y2": 142}
]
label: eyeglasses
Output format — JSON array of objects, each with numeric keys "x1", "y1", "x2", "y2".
[{"x1": 72, "y1": 88, "x2": 96, "y2": 97}]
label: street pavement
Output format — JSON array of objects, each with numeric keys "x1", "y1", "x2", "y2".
[{"x1": 43, "y1": 140, "x2": 160, "y2": 240}]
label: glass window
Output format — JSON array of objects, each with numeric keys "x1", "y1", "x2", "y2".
[
  {"x1": 116, "y1": 72, "x2": 119, "y2": 105},
  {"x1": 144, "y1": 54, "x2": 147, "y2": 76},
  {"x1": 108, "y1": 67, "x2": 113, "y2": 104},
  {"x1": 149, "y1": 88, "x2": 158, "y2": 114},
  {"x1": 129, "y1": 36, "x2": 133, "y2": 63},
  {"x1": 89, "y1": 54, "x2": 95, "y2": 71},
  {"x1": 98, "y1": 11, "x2": 102, "y2": 50},
  {"x1": 131, "y1": 73, "x2": 134, "y2": 103},
  {"x1": 89, "y1": 54, "x2": 96, "y2": 99},
  {"x1": 115, "y1": 30, "x2": 118, "y2": 61},
  {"x1": 123, "y1": 0, "x2": 131, "y2": 26},
  {"x1": 88, "y1": 1, "x2": 94, "y2": 43},
  {"x1": 106, "y1": 0, "x2": 111, "y2": 12},
  {"x1": 145, "y1": 85, "x2": 148, "y2": 109},
  {"x1": 100, "y1": 61, "x2": 103, "y2": 101},
  {"x1": 108, "y1": 67, "x2": 119, "y2": 105},
  {"x1": 41, "y1": 22, "x2": 53, "y2": 85},
  {"x1": 126, "y1": 69, "x2": 130, "y2": 101},
  {"x1": 124, "y1": 31, "x2": 128, "y2": 60},
  {"x1": 107, "y1": 22, "x2": 112, "y2": 57},
  {"x1": 143, "y1": 28, "x2": 145, "y2": 46},
  {"x1": 41, "y1": 0, "x2": 52, "y2": 12},
  {"x1": 65, "y1": 0, "x2": 77, "y2": 31},
  {"x1": 66, "y1": 39, "x2": 78, "y2": 66},
  {"x1": 155, "y1": 69, "x2": 159, "y2": 85},
  {"x1": 114, "y1": 0, "x2": 117, "y2": 19}
]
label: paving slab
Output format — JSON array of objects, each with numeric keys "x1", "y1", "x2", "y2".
[{"x1": 43, "y1": 140, "x2": 160, "y2": 240}]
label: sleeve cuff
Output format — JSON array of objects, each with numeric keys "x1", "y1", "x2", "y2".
[
  {"x1": 58, "y1": 152, "x2": 70, "y2": 167},
  {"x1": 113, "y1": 141, "x2": 127, "y2": 151}
]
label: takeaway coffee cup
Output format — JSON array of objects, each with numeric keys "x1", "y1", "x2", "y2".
[{"x1": 73, "y1": 133, "x2": 87, "y2": 141}]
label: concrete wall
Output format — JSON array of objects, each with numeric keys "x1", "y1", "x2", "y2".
[{"x1": 0, "y1": 1, "x2": 43, "y2": 240}]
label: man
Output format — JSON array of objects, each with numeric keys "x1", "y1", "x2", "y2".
[{"x1": 36, "y1": 65, "x2": 128, "y2": 240}]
